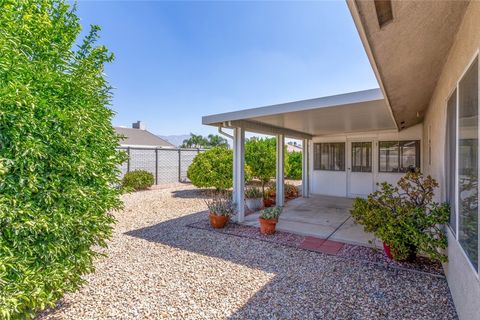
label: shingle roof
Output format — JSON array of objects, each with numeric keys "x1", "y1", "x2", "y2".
[{"x1": 114, "y1": 127, "x2": 175, "y2": 148}]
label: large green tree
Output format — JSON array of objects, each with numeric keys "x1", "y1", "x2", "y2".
[{"x1": 0, "y1": 1, "x2": 124, "y2": 318}]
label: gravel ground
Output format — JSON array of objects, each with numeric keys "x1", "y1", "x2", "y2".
[
  {"x1": 188, "y1": 220, "x2": 445, "y2": 276},
  {"x1": 39, "y1": 185, "x2": 457, "y2": 320}
]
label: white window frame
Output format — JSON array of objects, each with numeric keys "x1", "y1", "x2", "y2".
[{"x1": 449, "y1": 50, "x2": 480, "y2": 275}]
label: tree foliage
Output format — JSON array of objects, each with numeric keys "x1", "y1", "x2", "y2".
[
  {"x1": 286, "y1": 151, "x2": 302, "y2": 180},
  {"x1": 0, "y1": 1, "x2": 124, "y2": 317},
  {"x1": 181, "y1": 133, "x2": 228, "y2": 148},
  {"x1": 187, "y1": 148, "x2": 234, "y2": 190},
  {"x1": 187, "y1": 147, "x2": 251, "y2": 190},
  {"x1": 245, "y1": 137, "x2": 276, "y2": 190}
]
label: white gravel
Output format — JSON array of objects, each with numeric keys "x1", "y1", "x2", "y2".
[{"x1": 39, "y1": 184, "x2": 457, "y2": 320}]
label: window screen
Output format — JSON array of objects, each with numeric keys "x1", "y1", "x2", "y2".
[
  {"x1": 378, "y1": 140, "x2": 420, "y2": 172},
  {"x1": 314, "y1": 143, "x2": 345, "y2": 171},
  {"x1": 351, "y1": 142, "x2": 372, "y2": 172}
]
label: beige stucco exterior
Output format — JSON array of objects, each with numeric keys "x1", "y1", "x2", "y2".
[{"x1": 422, "y1": 2, "x2": 480, "y2": 319}]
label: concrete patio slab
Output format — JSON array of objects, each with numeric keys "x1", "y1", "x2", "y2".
[{"x1": 243, "y1": 194, "x2": 380, "y2": 247}]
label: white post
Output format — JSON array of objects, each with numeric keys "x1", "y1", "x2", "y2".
[
  {"x1": 276, "y1": 134, "x2": 285, "y2": 206},
  {"x1": 302, "y1": 139, "x2": 310, "y2": 198},
  {"x1": 233, "y1": 127, "x2": 245, "y2": 222}
]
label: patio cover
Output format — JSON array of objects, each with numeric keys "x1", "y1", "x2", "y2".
[{"x1": 202, "y1": 88, "x2": 396, "y2": 139}]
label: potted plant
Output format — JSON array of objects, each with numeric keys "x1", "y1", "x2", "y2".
[
  {"x1": 205, "y1": 195, "x2": 235, "y2": 229},
  {"x1": 351, "y1": 172, "x2": 450, "y2": 262},
  {"x1": 245, "y1": 186, "x2": 264, "y2": 212},
  {"x1": 259, "y1": 206, "x2": 282, "y2": 235},
  {"x1": 284, "y1": 183, "x2": 299, "y2": 199},
  {"x1": 263, "y1": 184, "x2": 276, "y2": 207}
]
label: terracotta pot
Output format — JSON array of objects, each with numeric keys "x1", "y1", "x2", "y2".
[
  {"x1": 259, "y1": 218, "x2": 278, "y2": 235},
  {"x1": 383, "y1": 242, "x2": 394, "y2": 260},
  {"x1": 263, "y1": 198, "x2": 275, "y2": 208},
  {"x1": 383, "y1": 242, "x2": 417, "y2": 262},
  {"x1": 209, "y1": 213, "x2": 229, "y2": 229}
]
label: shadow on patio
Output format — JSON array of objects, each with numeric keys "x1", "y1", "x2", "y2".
[{"x1": 125, "y1": 211, "x2": 457, "y2": 319}]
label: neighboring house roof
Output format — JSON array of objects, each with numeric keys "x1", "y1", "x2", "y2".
[
  {"x1": 114, "y1": 127, "x2": 175, "y2": 148},
  {"x1": 287, "y1": 144, "x2": 302, "y2": 153},
  {"x1": 203, "y1": 88, "x2": 396, "y2": 138}
]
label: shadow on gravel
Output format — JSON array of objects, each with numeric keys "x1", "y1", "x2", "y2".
[
  {"x1": 170, "y1": 188, "x2": 221, "y2": 199},
  {"x1": 125, "y1": 211, "x2": 457, "y2": 320}
]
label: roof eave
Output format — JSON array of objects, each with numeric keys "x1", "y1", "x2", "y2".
[
  {"x1": 346, "y1": 0, "x2": 399, "y2": 130},
  {"x1": 202, "y1": 88, "x2": 384, "y2": 126}
]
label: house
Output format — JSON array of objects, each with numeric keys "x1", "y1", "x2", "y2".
[
  {"x1": 202, "y1": 1, "x2": 480, "y2": 318},
  {"x1": 286, "y1": 141, "x2": 302, "y2": 153},
  {"x1": 114, "y1": 121, "x2": 175, "y2": 149}
]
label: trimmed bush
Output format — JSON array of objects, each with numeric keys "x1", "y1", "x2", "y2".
[
  {"x1": 187, "y1": 147, "x2": 251, "y2": 190},
  {"x1": 0, "y1": 1, "x2": 124, "y2": 318},
  {"x1": 188, "y1": 147, "x2": 233, "y2": 190},
  {"x1": 122, "y1": 170, "x2": 154, "y2": 191}
]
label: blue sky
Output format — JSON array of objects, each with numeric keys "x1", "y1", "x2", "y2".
[{"x1": 74, "y1": 1, "x2": 378, "y2": 136}]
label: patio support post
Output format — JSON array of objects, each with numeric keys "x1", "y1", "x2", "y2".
[
  {"x1": 276, "y1": 134, "x2": 285, "y2": 206},
  {"x1": 302, "y1": 139, "x2": 310, "y2": 198},
  {"x1": 233, "y1": 127, "x2": 245, "y2": 222}
]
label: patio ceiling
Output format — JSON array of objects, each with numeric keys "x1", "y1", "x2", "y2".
[{"x1": 202, "y1": 88, "x2": 396, "y2": 139}]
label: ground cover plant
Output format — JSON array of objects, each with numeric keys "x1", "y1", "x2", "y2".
[{"x1": 0, "y1": 0, "x2": 124, "y2": 318}]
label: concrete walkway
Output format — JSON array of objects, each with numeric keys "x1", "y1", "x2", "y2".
[{"x1": 243, "y1": 194, "x2": 382, "y2": 247}]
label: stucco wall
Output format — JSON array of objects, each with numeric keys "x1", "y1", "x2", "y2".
[
  {"x1": 422, "y1": 2, "x2": 480, "y2": 319},
  {"x1": 309, "y1": 124, "x2": 422, "y2": 197}
]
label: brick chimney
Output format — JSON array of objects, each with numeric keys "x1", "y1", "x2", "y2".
[{"x1": 132, "y1": 121, "x2": 146, "y2": 130}]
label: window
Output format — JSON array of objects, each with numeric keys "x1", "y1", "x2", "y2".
[
  {"x1": 446, "y1": 89, "x2": 457, "y2": 234},
  {"x1": 314, "y1": 143, "x2": 345, "y2": 171},
  {"x1": 378, "y1": 140, "x2": 420, "y2": 172},
  {"x1": 457, "y1": 57, "x2": 478, "y2": 271},
  {"x1": 351, "y1": 142, "x2": 372, "y2": 172}
]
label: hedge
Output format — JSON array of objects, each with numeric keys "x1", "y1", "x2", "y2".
[{"x1": 0, "y1": 1, "x2": 124, "y2": 318}]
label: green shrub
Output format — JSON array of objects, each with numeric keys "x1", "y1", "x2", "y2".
[
  {"x1": 351, "y1": 172, "x2": 449, "y2": 262},
  {"x1": 0, "y1": 1, "x2": 124, "y2": 318},
  {"x1": 122, "y1": 170, "x2": 154, "y2": 191},
  {"x1": 286, "y1": 151, "x2": 302, "y2": 180}
]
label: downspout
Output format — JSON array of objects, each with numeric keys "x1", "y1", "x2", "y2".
[{"x1": 218, "y1": 126, "x2": 233, "y2": 140}]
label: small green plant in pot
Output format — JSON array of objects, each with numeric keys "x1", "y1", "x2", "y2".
[
  {"x1": 259, "y1": 206, "x2": 282, "y2": 235},
  {"x1": 245, "y1": 186, "x2": 264, "y2": 212},
  {"x1": 351, "y1": 172, "x2": 449, "y2": 262},
  {"x1": 205, "y1": 195, "x2": 235, "y2": 228}
]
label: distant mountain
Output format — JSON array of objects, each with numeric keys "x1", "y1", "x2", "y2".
[{"x1": 158, "y1": 134, "x2": 190, "y2": 147}]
